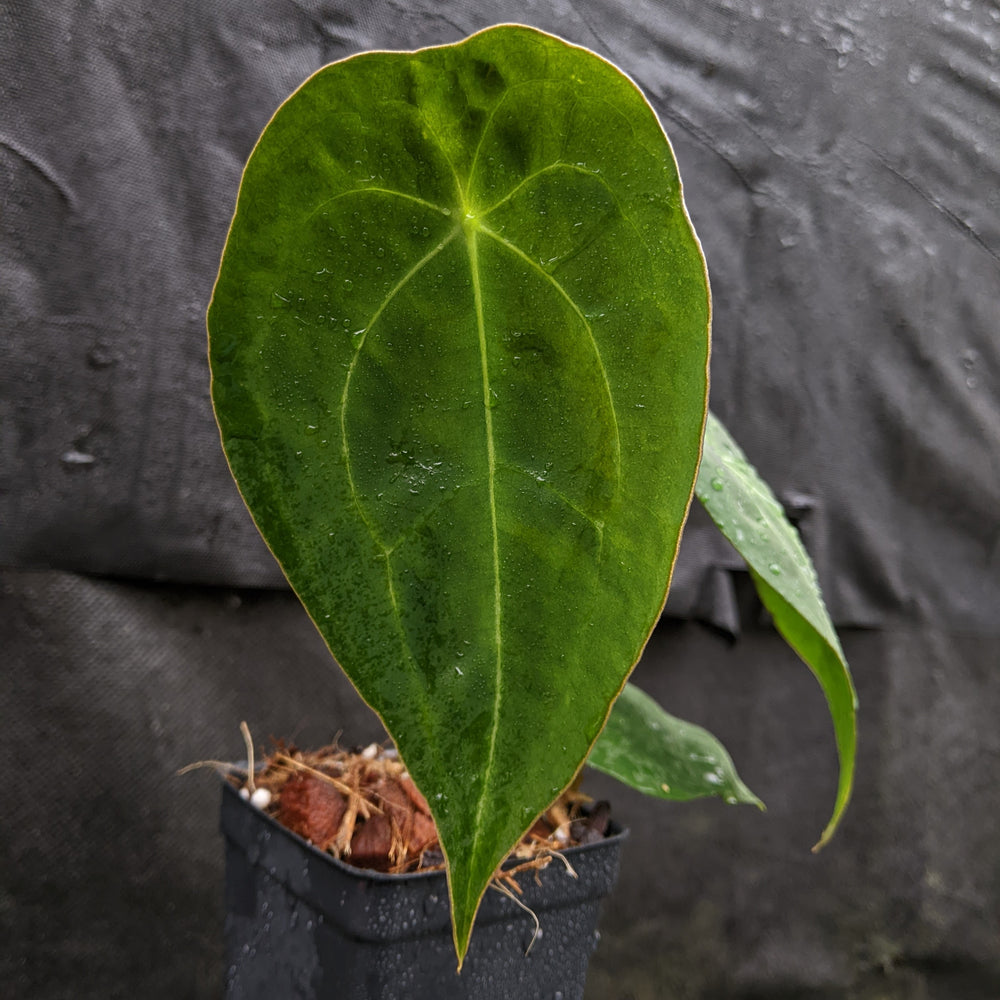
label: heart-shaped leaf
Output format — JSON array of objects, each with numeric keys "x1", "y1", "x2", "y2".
[
  {"x1": 208, "y1": 25, "x2": 710, "y2": 961},
  {"x1": 590, "y1": 682, "x2": 764, "y2": 807},
  {"x1": 696, "y1": 412, "x2": 857, "y2": 848}
]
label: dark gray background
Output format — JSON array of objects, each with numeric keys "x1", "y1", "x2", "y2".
[{"x1": 2, "y1": 1, "x2": 998, "y2": 997}]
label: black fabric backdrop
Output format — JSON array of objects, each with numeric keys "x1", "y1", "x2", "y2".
[{"x1": 2, "y1": 1, "x2": 999, "y2": 997}]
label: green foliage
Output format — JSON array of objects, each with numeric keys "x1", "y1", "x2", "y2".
[
  {"x1": 208, "y1": 25, "x2": 710, "y2": 962},
  {"x1": 595, "y1": 413, "x2": 857, "y2": 849},
  {"x1": 209, "y1": 22, "x2": 857, "y2": 964},
  {"x1": 696, "y1": 412, "x2": 857, "y2": 848},
  {"x1": 590, "y1": 682, "x2": 764, "y2": 807}
]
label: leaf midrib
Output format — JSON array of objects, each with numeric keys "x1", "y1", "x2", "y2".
[{"x1": 465, "y1": 219, "x2": 505, "y2": 868}]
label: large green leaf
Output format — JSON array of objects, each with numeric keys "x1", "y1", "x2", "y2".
[
  {"x1": 208, "y1": 25, "x2": 710, "y2": 961},
  {"x1": 696, "y1": 412, "x2": 857, "y2": 849},
  {"x1": 590, "y1": 682, "x2": 764, "y2": 807}
]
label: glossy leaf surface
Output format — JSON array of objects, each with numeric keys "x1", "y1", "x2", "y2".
[
  {"x1": 590, "y1": 682, "x2": 763, "y2": 807},
  {"x1": 208, "y1": 25, "x2": 710, "y2": 960},
  {"x1": 696, "y1": 412, "x2": 857, "y2": 848}
]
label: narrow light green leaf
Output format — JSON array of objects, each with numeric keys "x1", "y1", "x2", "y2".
[
  {"x1": 590, "y1": 682, "x2": 763, "y2": 807},
  {"x1": 208, "y1": 26, "x2": 710, "y2": 961},
  {"x1": 696, "y1": 411, "x2": 857, "y2": 849}
]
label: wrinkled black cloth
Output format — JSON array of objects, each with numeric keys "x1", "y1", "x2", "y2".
[
  {"x1": 3, "y1": 570, "x2": 998, "y2": 997},
  {"x1": 3, "y1": 0, "x2": 998, "y2": 634}
]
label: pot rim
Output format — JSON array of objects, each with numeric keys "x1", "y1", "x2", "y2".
[{"x1": 221, "y1": 765, "x2": 628, "y2": 885}]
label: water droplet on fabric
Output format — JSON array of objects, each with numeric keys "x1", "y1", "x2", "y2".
[{"x1": 60, "y1": 449, "x2": 96, "y2": 466}]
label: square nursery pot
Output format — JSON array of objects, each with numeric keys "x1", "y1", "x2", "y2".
[{"x1": 220, "y1": 778, "x2": 627, "y2": 999}]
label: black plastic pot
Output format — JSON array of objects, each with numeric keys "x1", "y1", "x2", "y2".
[{"x1": 220, "y1": 779, "x2": 626, "y2": 999}]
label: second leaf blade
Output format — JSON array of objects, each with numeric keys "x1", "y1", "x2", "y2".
[
  {"x1": 590, "y1": 682, "x2": 764, "y2": 807},
  {"x1": 696, "y1": 412, "x2": 857, "y2": 848}
]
